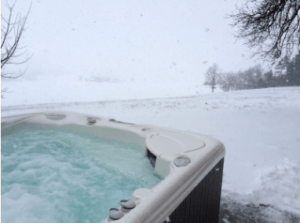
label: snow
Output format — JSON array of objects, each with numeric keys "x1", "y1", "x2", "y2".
[
  {"x1": 1, "y1": 74, "x2": 223, "y2": 106},
  {"x1": 2, "y1": 0, "x2": 298, "y2": 221},
  {"x1": 2, "y1": 80, "x2": 300, "y2": 222},
  {"x1": 249, "y1": 158, "x2": 300, "y2": 214},
  {"x1": 1, "y1": 0, "x2": 254, "y2": 84}
]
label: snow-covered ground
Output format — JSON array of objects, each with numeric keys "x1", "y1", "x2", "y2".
[
  {"x1": 2, "y1": 81, "x2": 300, "y2": 222},
  {"x1": 1, "y1": 74, "x2": 223, "y2": 106}
]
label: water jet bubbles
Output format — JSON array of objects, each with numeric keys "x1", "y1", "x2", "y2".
[{"x1": 2, "y1": 128, "x2": 161, "y2": 222}]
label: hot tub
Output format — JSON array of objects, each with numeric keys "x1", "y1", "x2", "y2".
[{"x1": 1, "y1": 111, "x2": 225, "y2": 223}]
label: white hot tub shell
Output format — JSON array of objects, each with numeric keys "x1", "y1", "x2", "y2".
[{"x1": 1, "y1": 111, "x2": 225, "y2": 223}]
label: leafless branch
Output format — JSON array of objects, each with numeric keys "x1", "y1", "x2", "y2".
[
  {"x1": 1, "y1": 1, "x2": 32, "y2": 78},
  {"x1": 228, "y1": 0, "x2": 300, "y2": 63}
]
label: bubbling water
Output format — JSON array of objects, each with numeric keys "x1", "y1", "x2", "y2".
[{"x1": 2, "y1": 127, "x2": 161, "y2": 223}]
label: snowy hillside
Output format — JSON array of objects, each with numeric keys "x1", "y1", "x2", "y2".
[
  {"x1": 2, "y1": 86, "x2": 300, "y2": 222},
  {"x1": 1, "y1": 74, "x2": 223, "y2": 106}
]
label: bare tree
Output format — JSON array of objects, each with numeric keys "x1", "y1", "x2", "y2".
[
  {"x1": 1, "y1": 2, "x2": 31, "y2": 78},
  {"x1": 1, "y1": 2, "x2": 31, "y2": 98},
  {"x1": 219, "y1": 72, "x2": 239, "y2": 92},
  {"x1": 204, "y1": 64, "x2": 220, "y2": 93},
  {"x1": 228, "y1": 0, "x2": 300, "y2": 63}
]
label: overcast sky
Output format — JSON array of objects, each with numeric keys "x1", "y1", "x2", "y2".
[{"x1": 2, "y1": 0, "x2": 255, "y2": 84}]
